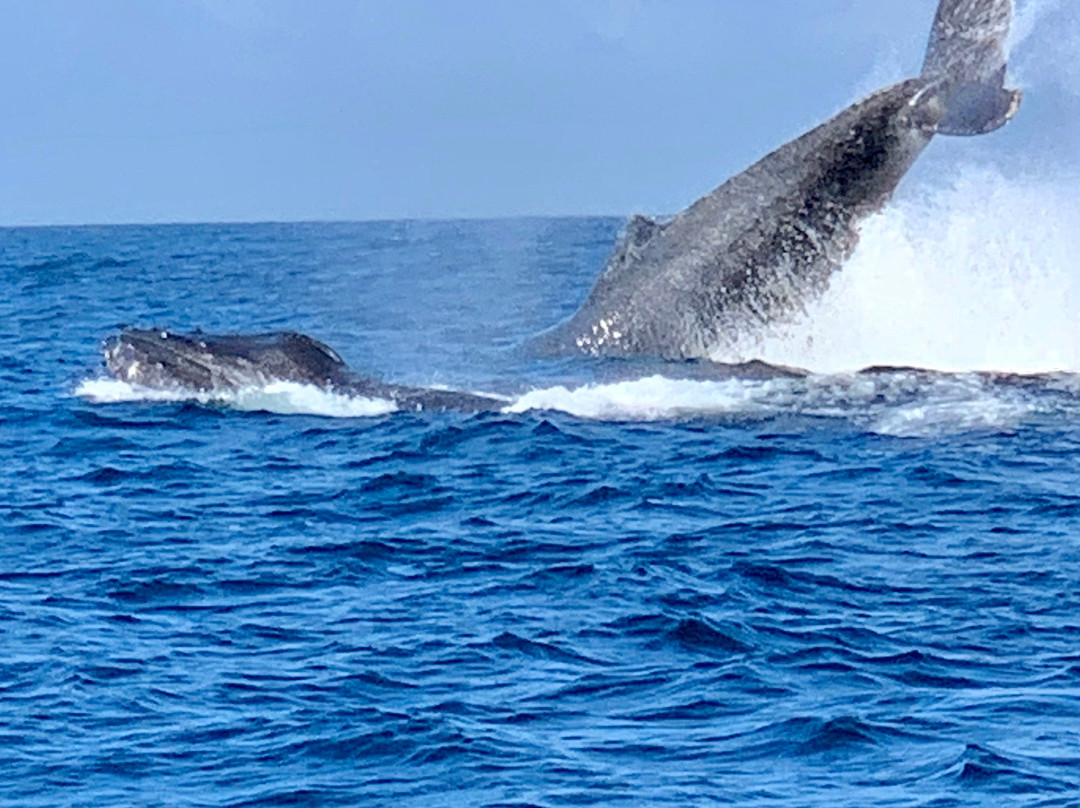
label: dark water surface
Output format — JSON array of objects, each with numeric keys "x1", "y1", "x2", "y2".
[{"x1": 2, "y1": 221, "x2": 1079, "y2": 807}]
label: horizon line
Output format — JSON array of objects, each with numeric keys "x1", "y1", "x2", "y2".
[{"x1": 0, "y1": 212, "x2": 642, "y2": 231}]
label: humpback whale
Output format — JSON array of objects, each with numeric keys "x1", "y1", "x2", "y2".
[
  {"x1": 97, "y1": 0, "x2": 1022, "y2": 407},
  {"x1": 103, "y1": 329, "x2": 503, "y2": 412},
  {"x1": 533, "y1": 0, "x2": 1021, "y2": 360}
]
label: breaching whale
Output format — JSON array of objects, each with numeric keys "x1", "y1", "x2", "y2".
[
  {"x1": 98, "y1": 0, "x2": 1022, "y2": 405},
  {"x1": 104, "y1": 329, "x2": 503, "y2": 412},
  {"x1": 533, "y1": 0, "x2": 1021, "y2": 360}
]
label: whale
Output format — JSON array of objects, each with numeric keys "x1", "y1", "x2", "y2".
[
  {"x1": 97, "y1": 0, "x2": 1022, "y2": 406},
  {"x1": 103, "y1": 329, "x2": 504, "y2": 412},
  {"x1": 532, "y1": 0, "x2": 1021, "y2": 361}
]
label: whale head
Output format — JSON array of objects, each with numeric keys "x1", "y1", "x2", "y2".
[{"x1": 103, "y1": 328, "x2": 350, "y2": 392}]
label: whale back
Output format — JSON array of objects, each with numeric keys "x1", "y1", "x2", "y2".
[
  {"x1": 183, "y1": 331, "x2": 352, "y2": 388},
  {"x1": 538, "y1": 80, "x2": 942, "y2": 359}
]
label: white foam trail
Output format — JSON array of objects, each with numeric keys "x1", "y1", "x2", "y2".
[
  {"x1": 869, "y1": 396, "x2": 1032, "y2": 438},
  {"x1": 77, "y1": 378, "x2": 196, "y2": 404},
  {"x1": 227, "y1": 382, "x2": 398, "y2": 417},
  {"x1": 507, "y1": 375, "x2": 784, "y2": 420},
  {"x1": 76, "y1": 378, "x2": 398, "y2": 418},
  {"x1": 506, "y1": 371, "x2": 1053, "y2": 436},
  {"x1": 717, "y1": 166, "x2": 1080, "y2": 374},
  {"x1": 78, "y1": 371, "x2": 1070, "y2": 436}
]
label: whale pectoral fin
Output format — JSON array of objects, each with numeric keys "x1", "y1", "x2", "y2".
[{"x1": 922, "y1": 0, "x2": 1019, "y2": 136}]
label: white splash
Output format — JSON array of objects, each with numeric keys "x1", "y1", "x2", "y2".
[
  {"x1": 507, "y1": 375, "x2": 783, "y2": 420},
  {"x1": 505, "y1": 371, "x2": 1057, "y2": 436},
  {"x1": 77, "y1": 378, "x2": 196, "y2": 404},
  {"x1": 716, "y1": 166, "x2": 1080, "y2": 375},
  {"x1": 76, "y1": 378, "x2": 398, "y2": 418},
  {"x1": 77, "y1": 370, "x2": 1070, "y2": 437}
]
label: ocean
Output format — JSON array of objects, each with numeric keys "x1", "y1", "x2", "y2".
[{"x1": 3, "y1": 171, "x2": 1080, "y2": 806}]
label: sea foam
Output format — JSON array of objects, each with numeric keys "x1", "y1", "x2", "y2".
[{"x1": 76, "y1": 378, "x2": 398, "y2": 418}]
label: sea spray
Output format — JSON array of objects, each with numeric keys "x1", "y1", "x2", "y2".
[{"x1": 719, "y1": 172, "x2": 1080, "y2": 375}]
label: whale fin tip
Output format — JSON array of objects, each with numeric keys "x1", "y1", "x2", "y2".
[{"x1": 922, "y1": 0, "x2": 1019, "y2": 136}]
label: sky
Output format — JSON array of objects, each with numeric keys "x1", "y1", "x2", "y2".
[{"x1": 0, "y1": 0, "x2": 1077, "y2": 226}]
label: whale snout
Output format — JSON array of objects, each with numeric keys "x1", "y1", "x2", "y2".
[
  {"x1": 103, "y1": 331, "x2": 150, "y2": 384},
  {"x1": 101, "y1": 328, "x2": 354, "y2": 392},
  {"x1": 103, "y1": 329, "x2": 217, "y2": 390}
]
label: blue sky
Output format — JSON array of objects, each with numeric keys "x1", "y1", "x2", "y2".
[{"x1": 0, "y1": 0, "x2": 1075, "y2": 225}]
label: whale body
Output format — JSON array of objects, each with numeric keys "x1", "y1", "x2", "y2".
[
  {"x1": 104, "y1": 329, "x2": 503, "y2": 412},
  {"x1": 534, "y1": 0, "x2": 1020, "y2": 360}
]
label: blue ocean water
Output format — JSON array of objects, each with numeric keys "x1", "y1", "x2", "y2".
[{"x1": 3, "y1": 216, "x2": 1080, "y2": 808}]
